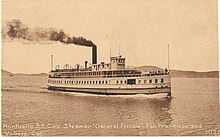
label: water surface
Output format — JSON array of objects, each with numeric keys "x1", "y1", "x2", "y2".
[{"x1": 1, "y1": 75, "x2": 220, "y2": 136}]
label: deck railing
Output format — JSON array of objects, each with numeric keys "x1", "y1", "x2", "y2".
[{"x1": 49, "y1": 72, "x2": 170, "y2": 78}]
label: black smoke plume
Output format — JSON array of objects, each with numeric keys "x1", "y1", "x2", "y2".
[{"x1": 2, "y1": 19, "x2": 96, "y2": 47}]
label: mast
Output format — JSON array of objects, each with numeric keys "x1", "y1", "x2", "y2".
[
  {"x1": 109, "y1": 34, "x2": 113, "y2": 59},
  {"x1": 119, "y1": 45, "x2": 121, "y2": 56},
  {"x1": 109, "y1": 43, "x2": 112, "y2": 70},
  {"x1": 110, "y1": 42, "x2": 112, "y2": 59},
  {"x1": 51, "y1": 55, "x2": 53, "y2": 71},
  {"x1": 168, "y1": 44, "x2": 170, "y2": 69}
]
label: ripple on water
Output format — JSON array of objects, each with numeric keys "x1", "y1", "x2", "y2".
[{"x1": 1, "y1": 77, "x2": 219, "y2": 136}]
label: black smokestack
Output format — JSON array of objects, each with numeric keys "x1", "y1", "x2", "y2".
[
  {"x1": 92, "y1": 46, "x2": 97, "y2": 64},
  {"x1": 85, "y1": 61, "x2": 88, "y2": 69},
  {"x1": 2, "y1": 19, "x2": 98, "y2": 64}
]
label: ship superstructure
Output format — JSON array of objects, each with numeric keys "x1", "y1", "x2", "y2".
[{"x1": 47, "y1": 46, "x2": 171, "y2": 96}]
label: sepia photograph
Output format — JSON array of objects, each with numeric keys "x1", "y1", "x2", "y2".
[{"x1": 1, "y1": 0, "x2": 219, "y2": 136}]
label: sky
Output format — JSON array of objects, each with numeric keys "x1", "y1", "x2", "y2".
[{"x1": 1, "y1": 0, "x2": 218, "y2": 74}]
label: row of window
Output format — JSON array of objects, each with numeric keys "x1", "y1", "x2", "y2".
[
  {"x1": 48, "y1": 79, "x2": 164, "y2": 85},
  {"x1": 111, "y1": 59, "x2": 125, "y2": 63},
  {"x1": 143, "y1": 78, "x2": 164, "y2": 84},
  {"x1": 49, "y1": 80, "x2": 110, "y2": 85},
  {"x1": 54, "y1": 70, "x2": 138, "y2": 77},
  {"x1": 93, "y1": 64, "x2": 110, "y2": 68}
]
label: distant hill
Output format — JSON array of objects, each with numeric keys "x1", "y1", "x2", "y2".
[
  {"x1": 135, "y1": 66, "x2": 219, "y2": 78},
  {"x1": 136, "y1": 66, "x2": 164, "y2": 72},
  {"x1": 1, "y1": 69, "x2": 48, "y2": 77},
  {"x1": 171, "y1": 70, "x2": 219, "y2": 78},
  {"x1": 1, "y1": 68, "x2": 219, "y2": 78},
  {"x1": 30, "y1": 73, "x2": 48, "y2": 76},
  {"x1": 2, "y1": 69, "x2": 13, "y2": 76}
]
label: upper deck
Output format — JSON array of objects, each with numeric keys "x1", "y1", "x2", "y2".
[
  {"x1": 49, "y1": 55, "x2": 170, "y2": 78},
  {"x1": 49, "y1": 68, "x2": 170, "y2": 78}
]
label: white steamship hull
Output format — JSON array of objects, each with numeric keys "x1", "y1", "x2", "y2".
[
  {"x1": 47, "y1": 75, "x2": 171, "y2": 95},
  {"x1": 48, "y1": 86, "x2": 171, "y2": 95}
]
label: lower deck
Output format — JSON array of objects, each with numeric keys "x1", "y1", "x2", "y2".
[{"x1": 47, "y1": 75, "x2": 171, "y2": 96}]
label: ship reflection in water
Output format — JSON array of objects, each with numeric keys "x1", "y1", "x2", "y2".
[{"x1": 1, "y1": 75, "x2": 219, "y2": 136}]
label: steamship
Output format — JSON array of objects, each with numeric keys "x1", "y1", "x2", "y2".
[{"x1": 47, "y1": 46, "x2": 171, "y2": 96}]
